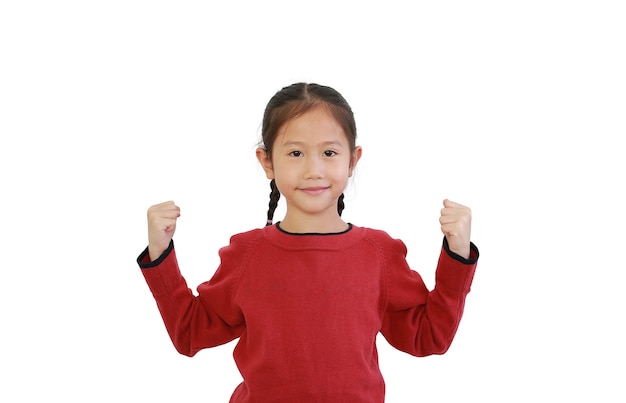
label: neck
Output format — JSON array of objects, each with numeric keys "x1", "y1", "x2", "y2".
[{"x1": 278, "y1": 215, "x2": 349, "y2": 234}]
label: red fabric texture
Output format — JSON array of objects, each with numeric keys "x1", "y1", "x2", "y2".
[{"x1": 138, "y1": 224, "x2": 478, "y2": 402}]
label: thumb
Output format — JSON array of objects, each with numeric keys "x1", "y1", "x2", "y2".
[{"x1": 443, "y1": 199, "x2": 462, "y2": 208}]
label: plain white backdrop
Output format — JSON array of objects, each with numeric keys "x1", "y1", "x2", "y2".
[{"x1": 1, "y1": 1, "x2": 624, "y2": 401}]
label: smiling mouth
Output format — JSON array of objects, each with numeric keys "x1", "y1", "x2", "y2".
[{"x1": 300, "y1": 187, "x2": 328, "y2": 195}]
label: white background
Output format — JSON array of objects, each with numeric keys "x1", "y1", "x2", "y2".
[{"x1": 1, "y1": 1, "x2": 624, "y2": 402}]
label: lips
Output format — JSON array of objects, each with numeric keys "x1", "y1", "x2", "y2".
[{"x1": 300, "y1": 186, "x2": 329, "y2": 196}]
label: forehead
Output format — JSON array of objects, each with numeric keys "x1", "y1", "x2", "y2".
[{"x1": 277, "y1": 105, "x2": 349, "y2": 146}]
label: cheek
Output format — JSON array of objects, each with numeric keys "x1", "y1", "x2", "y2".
[
  {"x1": 333, "y1": 163, "x2": 353, "y2": 180},
  {"x1": 272, "y1": 161, "x2": 297, "y2": 182}
]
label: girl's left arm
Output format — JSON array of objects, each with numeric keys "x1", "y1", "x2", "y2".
[{"x1": 380, "y1": 237, "x2": 478, "y2": 357}]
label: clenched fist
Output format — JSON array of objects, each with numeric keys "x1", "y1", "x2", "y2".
[
  {"x1": 147, "y1": 201, "x2": 181, "y2": 261},
  {"x1": 439, "y1": 199, "x2": 472, "y2": 259}
]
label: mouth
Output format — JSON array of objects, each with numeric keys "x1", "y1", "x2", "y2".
[{"x1": 299, "y1": 186, "x2": 329, "y2": 196}]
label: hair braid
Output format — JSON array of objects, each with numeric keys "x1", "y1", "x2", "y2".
[
  {"x1": 337, "y1": 193, "x2": 345, "y2": 217},
  {"x1": 266, "y1": 179, "x2": 281, "y2": 226}
]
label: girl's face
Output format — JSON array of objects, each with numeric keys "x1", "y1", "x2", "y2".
[{"x1": 257, "y1": 105, "x2": 362, "y2": 232}]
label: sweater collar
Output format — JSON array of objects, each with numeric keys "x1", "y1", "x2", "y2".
[
  {"x1": 276, "y1": 222, "x2": 353, "y2": 236},
  {"x1": 263, "y1": 222, "x2": 366, "y2": 250}
]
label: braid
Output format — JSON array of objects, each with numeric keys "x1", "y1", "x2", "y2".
[
  {"x1": 337, "y1": 193, "x2": 345, "y2": 217},
  {"x1": 266, "y1": 179, "x2": 281, "y2": 226}
]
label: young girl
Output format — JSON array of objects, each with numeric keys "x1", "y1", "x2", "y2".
[{"x1": 137, "y1": 82, "x2": 479, "y2": 402}]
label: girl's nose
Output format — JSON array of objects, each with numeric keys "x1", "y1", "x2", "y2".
[{"x1": 304, "y1": 156, "x2": 323, "y2": 179}]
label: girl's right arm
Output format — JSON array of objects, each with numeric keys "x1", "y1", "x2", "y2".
[{"x1": 137, "y1": 202, "x2": 244, "y2": 357}]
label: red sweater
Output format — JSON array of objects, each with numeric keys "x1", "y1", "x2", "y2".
[{"x1": 137, "y1": 224, "x2": 478, "y2": 402}]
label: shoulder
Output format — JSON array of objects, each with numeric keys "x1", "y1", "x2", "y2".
[
  {"x1": 218, "y1": 227, "x2": 266, "y2": 259},
  {"x1": 227, "y1": 227, "x2": 265, "y2": 244},
  {"x1": 354, "y1": 225, "x2": 408, "y2": 256}
]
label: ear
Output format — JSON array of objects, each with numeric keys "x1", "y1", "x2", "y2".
[
  {"x1": 349, "y1": 146, "x2": 363, "y2": 177},
  {"x1": 256, "y1": 148, "x2": 275, "y2": 180}
]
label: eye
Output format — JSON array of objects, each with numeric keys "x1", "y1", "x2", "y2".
[
  {"x1": 323, "y1": 150, "x2": 337, "y2": 157},
  {"x1": 289, "y1": 151, "x2": 303, "y2": 157}
]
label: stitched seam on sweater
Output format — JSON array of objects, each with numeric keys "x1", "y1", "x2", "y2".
[
  {"x1": 153, "y1": 264, "x2": 193, "y2": 354},
  {"x1": 229, "y1": 231, "x2": 265, "y2": 324},
  {"x1": 362, "y1": 233, "x2": 388, "y2": 322},
  {"x1": 435, "y1": 273, "x2": 471, "y2": 345}
]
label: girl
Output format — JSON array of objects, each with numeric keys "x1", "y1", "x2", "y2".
[{"x1": 137, "y1": 83, "x2": 479, "y2": 402}]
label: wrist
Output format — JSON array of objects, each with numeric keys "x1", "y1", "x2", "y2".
[{"x1": 148, "y1": 245, "x2": 165, "y2": 262}]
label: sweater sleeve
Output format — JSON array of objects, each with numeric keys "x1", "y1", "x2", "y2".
[
  {"x1": 137, "y1": 239, "x2": 245, "y2": 357},
  {"x1": 380, "y1": 237, "x2": 478, "y2": 357}
]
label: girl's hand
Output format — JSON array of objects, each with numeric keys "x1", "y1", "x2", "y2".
[
  {"x1": 439, "y1": 199, "x2": 472, "y2": 259},
  {"x1": 147, "y1": 201, "x2": 181, "y2": 261}
]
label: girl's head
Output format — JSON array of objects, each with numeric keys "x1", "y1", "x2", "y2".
[{"x1": 257, "y1": 83, "x2": 361, "y2": 227}]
